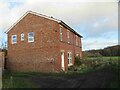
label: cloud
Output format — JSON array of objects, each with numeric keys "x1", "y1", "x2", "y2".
[
  {"x1": 82, "y1": 38, "x2": 118, "y2": 50},
  {"x1": 0, "y1": 1, "x2": 118, "y2": 29},
  {"x1": 0, "y1": 0, "x2": 118, "y2": 50},
  {"x1": 0, "y1": 1, "x2": 118, "y2": 30},
  {"x1": 93, "y1": 23, "x2": 100, "y2": 28},
  {"x1": 76, "y1": 11, "x2": 118, "y2": 38}
]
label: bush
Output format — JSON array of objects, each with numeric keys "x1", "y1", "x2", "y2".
[
  {"x1": 68, "y1": 65, "x2": 74, "y2": 71},
  {"x1": 79, "y1": 64, "x2": 87, "y2": 70},
  {"x1": 74, "y1": 56, "x2": 82, "y2": 66}
]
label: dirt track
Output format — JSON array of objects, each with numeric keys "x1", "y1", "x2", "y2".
[{"x1": 30, "y1": 68, "x2": 114, "y2": 88}]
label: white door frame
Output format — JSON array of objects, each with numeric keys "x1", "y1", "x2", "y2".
[{"x1": 61, "y1": 51, "x2": 65, "y2": 71}]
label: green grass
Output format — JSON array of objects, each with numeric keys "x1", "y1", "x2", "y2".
[
  {"x1": 2, "y1": 68, "x2": 100, "y2": 88},
  {"x1": 2, "y1": 66, "x2": 99, "y2": 88},
  {"x1": 2, "y1": 70, "x2": 37, "y2": 88},
  {"x1": 2, "y1": 56, "x2": 119, "y2": 88},
  {"x1": 88, "y1": 56, "x2": 119, "y2": 60},
  {"x1": 79, "y1": 56, "x2": 119, "y2": 88},
  {"x1": 108, "y1": 64, "x2": 119, "y2": 88},
  {"x1": 3, "y1": 77, "x2": 35, "y2": 88}
]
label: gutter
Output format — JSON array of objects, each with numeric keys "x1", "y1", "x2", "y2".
[{"x1": 59, "y1": 21, "x2": 83, "y2": 38}]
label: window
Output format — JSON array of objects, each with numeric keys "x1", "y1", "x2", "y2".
[
  {"x1": 68, "y1": 52, "x2": 72, "y2": 66},
  {"x1": 67, "y1": 31, "x2": 70, "y2": 43},
  {"x1": 21, "y1": 33, "x2": 24, "y2": 41},
  {"x1": 11, "y1": 35, "x2": 17, "y2": 44},
  {"x1": 76, "y1": 54, "x2": 79, "y2": 57},
  {"x1": 28, "y1": 32, "x2": 34, "y2": 42},
  {"x1": 79, "y1": 39, "x2": 81, "y2": 47},
  {"x1": 76, "y1": 35, "x2": 78, "y2": 46},
  {"x1": 60, "y1": 27, "x2": 63, "y2": 41}
]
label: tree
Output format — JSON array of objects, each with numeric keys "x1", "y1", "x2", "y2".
[{"x1": 1, "y1": 42, "x2": 7, "y2": 57}]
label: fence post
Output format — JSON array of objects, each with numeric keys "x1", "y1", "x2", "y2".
[
  {"x1": 0, "y1": 51, "x2": 2, "y2": 89},
  {"x1": 0, "y1": 52, "x2": 1, "y2": 68},
  {"x1": 2, "y1": 52, "x2": 4, "y2": 70}
]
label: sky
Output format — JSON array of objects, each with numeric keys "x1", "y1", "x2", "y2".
[{"x1": 0, "y1": 0, "x2": 118, "y2": 50}]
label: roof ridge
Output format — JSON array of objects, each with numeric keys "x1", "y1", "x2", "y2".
[
  {"x1": 27, "y1": 11, "x2": 61, "y2": 22},
  {"x1": 5, "y1": 10, "x2": 83, "y2": 38}
]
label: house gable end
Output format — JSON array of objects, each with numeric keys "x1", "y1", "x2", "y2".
[
  {"x1": 6, "y1": 11, "x2": 82, "y2": 38},
  {"x1": 6, "y1": 11, "x2": 60, "y2": 34}
]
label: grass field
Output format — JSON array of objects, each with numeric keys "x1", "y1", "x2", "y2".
[
  {"x1": 2, "y1": 56, "x2": 119, "y2": 88},
  {"x1": 81, "y1": 56, "x2": 119, "y2": 88},
  {"x1": 85, "y1": 56, "x2": 119, "y2": 60}
]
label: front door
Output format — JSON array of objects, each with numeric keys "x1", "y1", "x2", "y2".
[{"x1": 61, "y1": 52, "x2": 65, "y2": 71}]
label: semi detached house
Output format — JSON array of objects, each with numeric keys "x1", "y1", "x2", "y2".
[{"x1": 6, "y1": 11, "x2": 83, "y2": 72}]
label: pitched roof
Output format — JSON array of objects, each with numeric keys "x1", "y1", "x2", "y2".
[{"x1": 6, "y1": 11, "x2": 83, "y2": 38}]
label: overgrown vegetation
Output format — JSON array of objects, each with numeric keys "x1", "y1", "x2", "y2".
[
  {"x1": 73, "y1": 56, "x2": 119, "y2": 88},
  {"x1": 2, "y1": 56, "x2": 119, "y2": 88},
  {"x1": 2, "y1": 70, "x2": 37, "y2": 88},
  {"x1": 3, "y1": 44, "x2": 120, "y2": 88},
  {"x1": 74, "y1": 56, "x2": 82, "y2": 66},
  {"x1": 109, "y1": 64, "x2": 119, "y2": 88}
]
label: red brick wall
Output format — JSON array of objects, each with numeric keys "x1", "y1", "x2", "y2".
[
  {"x1": 7, "y1": 13, "x2": 82, "y2": 72},
  {"x1": 58, "y1": 25, "x2": 82, "y2": 70},
  {"x1": 7, "y1": 13, "x2": 61, "y2": 72}
]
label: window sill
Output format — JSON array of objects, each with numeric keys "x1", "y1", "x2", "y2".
[
  {"x1": 68, "y1": 63, "x2": 73, "y2": 67},
  {"x1": 12, "y1": 43, "x2": 17, "y2": 44},
  {"x1": 28, "y1": 41, "x2": 34, "y2": 43},
  {"x1": 67, "y1": 42, "x2": 70, "y2": 44}
]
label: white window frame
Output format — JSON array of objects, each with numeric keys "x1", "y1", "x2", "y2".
[
  {"x1": 68, "y1": 52, "x2": 72, "y2": 66},
  {"x1": 21, "y1": 33, "x2": 24, "y2": 41},
  {"x1": 11, "y1": 35, "x2": 17, "y2": 44},
  {"x1": 67, "y1": 31, "x2": 70, "y2": 43},
  {"x1": 28, "y1": 32, "x2": 34, "y2": 42},
  {"x1": 60, "y1": 27, "x2": 63, "y2": 41},
  {"x1": 76, "y1": 54, "x2": 79, "y2": 57}
]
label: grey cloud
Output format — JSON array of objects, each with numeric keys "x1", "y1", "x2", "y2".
[{"x1": 0, "y1": 0, "x2": 118, "y2": 49}]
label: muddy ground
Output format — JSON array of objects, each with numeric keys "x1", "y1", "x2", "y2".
[{"x1": 30, "y1": 68, "x2": 114, "y2": 88}]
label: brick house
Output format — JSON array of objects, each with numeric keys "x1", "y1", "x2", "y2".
[{"x1": 6, "y1": 11, "x2": 83, "y2": 72}]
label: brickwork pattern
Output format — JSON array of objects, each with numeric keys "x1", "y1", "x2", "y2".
[{"x1": 7, "y1": 13, "x2": 82, "y2": 72}]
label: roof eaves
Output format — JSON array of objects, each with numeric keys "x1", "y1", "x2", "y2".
[
  {"x1": 5, "y1": 11, "x2": 29, "y2": 34},
  {"x1": 59, "y1": 21, "x2": 83, "y2": 38}
]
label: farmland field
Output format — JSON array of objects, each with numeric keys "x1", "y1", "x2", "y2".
[{"x1": 85, "y1": 56, "x2": 119, "y2": 60}]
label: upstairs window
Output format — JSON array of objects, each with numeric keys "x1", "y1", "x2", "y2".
[
  {"x1": 67, "y1": 31, "x2": 70, "y2": 43},
  {"x1": 11, "y1": 35, "x2": 17, "y2": 44},
  {"x1": 60, "y1": 27, "x2": 63, "y2": 41},
  {"x1": 68, "y1": 52, "x2": 72, "y2": 65},
  {"x1": 76, "y1": 54, "x2": 79, "y2": 57},
  {"x1": 28, "y1": 32, "x2": 34, "y2": 42},
  {"x1": 21, "y1": 33, "x2": 24, "y2": 41},
  {"x1": 76, "y1": 35, "x2": 78, "y2": 46},
  {"x1": 79, "y1": 39, "x2": 82, "y2": 47}
]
